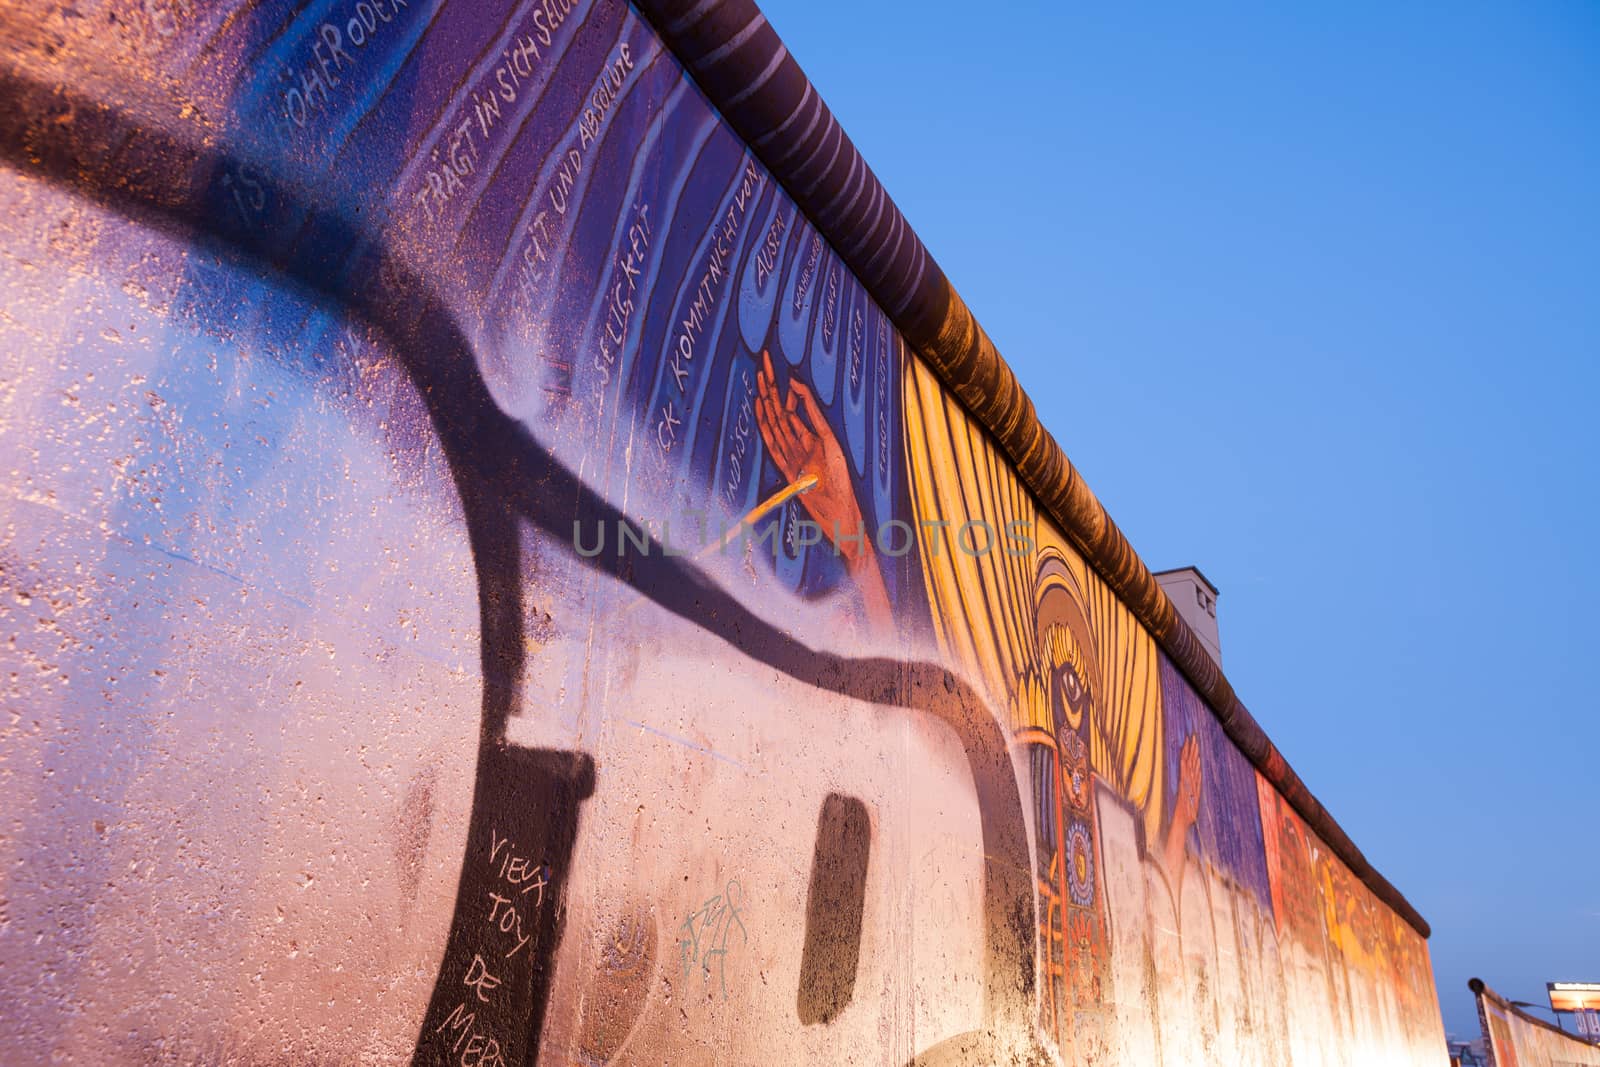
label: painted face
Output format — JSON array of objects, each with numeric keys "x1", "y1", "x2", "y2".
[
  {"x1": 1051, "y1": 653, "x2": 1093, "y2": 738},
  {"x1": 1041, "y1": 621, "x2": 1094, "y2": 736},
  {"x1": 1061, "y1": 731, "x2": 1092, "y2": 813}
]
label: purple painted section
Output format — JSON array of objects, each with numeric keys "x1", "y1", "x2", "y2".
[{"x1": 1160, "y1": 652, "x2": 1273, "y2": 912}]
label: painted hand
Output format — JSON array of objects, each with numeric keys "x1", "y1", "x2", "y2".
[
  {"x1": 1174, "y1": 734, "x2": 1203, "y2": 832},
  {"x1": 1161, "y1": 733, "x2": 1204, "y2": 901},
  {"x1": 754, "y1": 350, "x2": 892, "y2": 630}
]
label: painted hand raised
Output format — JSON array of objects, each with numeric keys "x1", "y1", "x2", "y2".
[
  {"x1": 1161, "y1": 733, "x2": 1205, "y2": 901},
  {"x1": 754, "y1": 349, "x2": 892, "y2": 630}
]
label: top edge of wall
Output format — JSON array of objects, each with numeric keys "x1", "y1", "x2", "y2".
[
  {"x1": 628, "y1": 0, "x2": 1431, "y2": 939},
  {"x1": 1472, "y1": 979, "x2": 1598, "y2": 1047}
]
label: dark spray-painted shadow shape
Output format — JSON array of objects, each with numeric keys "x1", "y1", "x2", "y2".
[{"x1": 0, "y1": 64, "x2": 1044, "y2": 1065}]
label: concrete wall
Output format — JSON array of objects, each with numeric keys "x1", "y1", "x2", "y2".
[
  {"x1": 1472, "y1": 981, "x2": 1600, "y2": 1067},
  {"x1": 0, "y1": 0, "x2": 1447, "y2": 1062}
]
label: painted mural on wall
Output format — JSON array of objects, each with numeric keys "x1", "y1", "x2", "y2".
[
  {"x1": 1472, "y1": 981, "x2": 1600, "y2": 1067},
  {"x1": 0, "y1": 0, "x2": 1448, "y2": 1063}
]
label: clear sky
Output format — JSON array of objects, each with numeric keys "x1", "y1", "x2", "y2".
[{"x1": 761, "y1": 0, "x2": 1599, "y2": 1040}]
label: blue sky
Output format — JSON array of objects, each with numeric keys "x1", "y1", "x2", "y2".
[{"x1": 761, "y1": 0, "x2": 1600, "y2": 1039}]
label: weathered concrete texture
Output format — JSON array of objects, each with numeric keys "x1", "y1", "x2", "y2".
[
  {"x1": 1472, "y1": 980, "x2": 1600, "y2": 1067},
  {"x1": 0, "y1": 0, "x2": 1447, "y2": 1063}
]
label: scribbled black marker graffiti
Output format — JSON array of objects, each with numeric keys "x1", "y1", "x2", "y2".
[{"x1": 677, "y1": 879, "x2": 748, "y2": 1000}]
